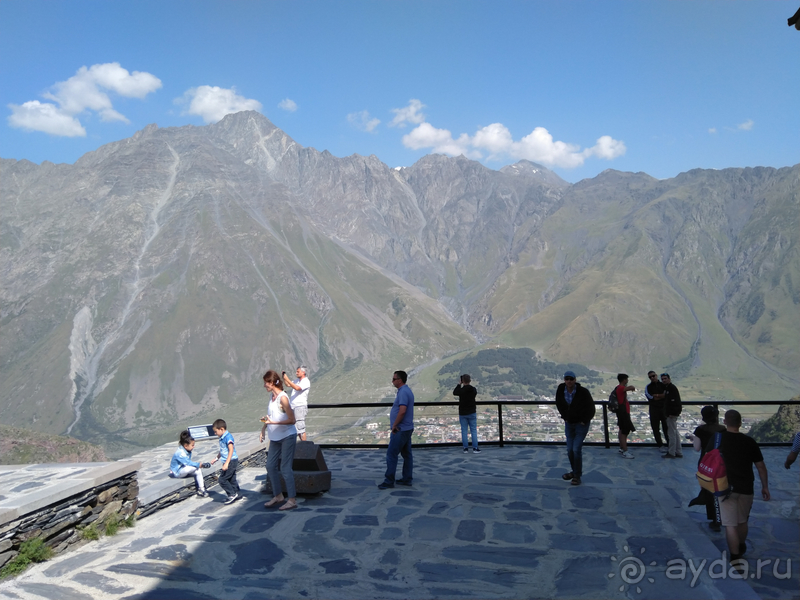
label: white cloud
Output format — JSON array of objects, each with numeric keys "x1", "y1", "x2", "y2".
[
  {"x1": 708, "y1": 128, "x2": 717, "y2": 134},
  {"x1": 402, "y1": 122, "x2": 477, "y2": 158},
  {"x1": 586, "y1": 135, "x2": 627, "y2": 160},
  {"x1": 347, "y1": 110, "x2": 380, "y2": 133},
  {"x1": 7, "y1": 62, "x2": 161, "y2": 137},
  {"x1": 737, "y1": 119, "x2": 754, "y2": 131},
  {"x1": 7, "y1": 100, "x2": 86, "y2": 137},
  {"x1": 389, "y1": 99, "x2": 426, "y2": 128},
  {"x1": 403, "y1": 120, "x2": 626, "y2": 168},
  {"x1": 278, "y1": 98, "x2": 297, "y2": 112},
  {"x1": 178, "y1": 86, "x2": 262, "y2": 124}
]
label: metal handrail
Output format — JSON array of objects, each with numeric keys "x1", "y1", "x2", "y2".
[{"x1": 306, "y1": 399, "x2": 798, "y2": 449}]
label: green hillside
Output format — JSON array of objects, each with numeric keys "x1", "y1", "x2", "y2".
[
  {"x1": 748, "y1": 399, "x2": 800, "y2": 442},
  {"x1": 0, "y1": 425, "x2": 107, "y2": 465},
  {"x1": 434, "y1": 347, "x2": 602, "y2": 399}
]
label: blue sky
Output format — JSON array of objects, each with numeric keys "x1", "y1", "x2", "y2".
[{"x1": 1, "y1": 1, "x2": 797, "y2": 183}]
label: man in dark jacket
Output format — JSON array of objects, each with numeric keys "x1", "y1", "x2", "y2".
[
  {"x1": 645, "y1": 371, "x2": 669, "y2": 452},
  {"x1": 555, "y1": 370, "x2": 595, "y2": 486},
  {"x1": 662, "y1": 373, "x2": 683, "y2": 458}
]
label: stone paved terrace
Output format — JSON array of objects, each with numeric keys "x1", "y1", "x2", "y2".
[{"x1": 0, "y1": 440, "x2": 797, "y2": 600}]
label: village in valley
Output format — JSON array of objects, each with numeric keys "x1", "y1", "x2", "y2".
[{"x1": 349, "y1": 393, "x2": 757, "y2": 446}]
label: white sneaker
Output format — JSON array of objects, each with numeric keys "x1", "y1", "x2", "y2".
[{"x1": 620, "y1": 451, "x2": 635, "y2": 459}]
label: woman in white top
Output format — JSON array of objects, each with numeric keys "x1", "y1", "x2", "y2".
[{"x1": 259, "y1": 369, "x2": 298, "y2": 510}]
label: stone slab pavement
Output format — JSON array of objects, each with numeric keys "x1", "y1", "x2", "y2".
[{"x1": 0, "y1": 442, "x2": 797, "y2": 600}]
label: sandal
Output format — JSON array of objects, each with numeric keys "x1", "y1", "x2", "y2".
[
  {"x1": 278, "y1": 500, "x2": 297, "y2": 511},
  {"x1": 264, "y1": 496, "x2": 284, "y2": 508}
]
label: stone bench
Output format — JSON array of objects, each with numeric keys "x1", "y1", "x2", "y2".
[
  {"x1": 263, "y1": 441, "x2": 332, "y2": 495},
  {"x1": 135, "y1": 432, "x2": 268, "y2": 518}
]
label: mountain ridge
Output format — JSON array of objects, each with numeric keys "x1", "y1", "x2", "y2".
[{"x1": 1, "y1": 111, "x2": 797, "y2": 453}]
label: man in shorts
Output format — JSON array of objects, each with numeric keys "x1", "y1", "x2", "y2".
[
  {"x1": 283, "y1": 366, "x2": 310, "y2": 441},
  {"x1": 713, "y1": 410, "x2": 770, "y2": 563},
  {"x1": 614, "y1": 373, "x2": 636, "y2": 459}
]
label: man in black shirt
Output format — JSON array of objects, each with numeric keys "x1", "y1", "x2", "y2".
[
  {"x1": 712, "y1": 410, "x2": 770, "y2": 563},
  {"x1": 645, "y1": 371, "x2": 668, "y2": 452},
  {"x1": 454, "y1": 374, "x2": 479, "y2": 454},
  {"x1": 555, "y1": 370, "x2": 595, "y2": 486},
  {"x1": 661, "y1": 373, "x2": 683, "y2": 458}
]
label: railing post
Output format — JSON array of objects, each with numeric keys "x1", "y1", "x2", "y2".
[
  {"x1": 602, "y1": 404, "x2": 610, "y2": 449},
  {"x1": 497, "y1": 403, "x2": 504, "y2": 447}
]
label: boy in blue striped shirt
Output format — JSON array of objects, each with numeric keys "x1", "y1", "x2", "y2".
[{"x1": 213, "y1": 419, "x2": 240, "y2": 504}]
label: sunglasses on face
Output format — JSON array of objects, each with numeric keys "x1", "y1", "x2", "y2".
[{"x1": 564, "y1": 377, "x2": 575, "y2": 381}]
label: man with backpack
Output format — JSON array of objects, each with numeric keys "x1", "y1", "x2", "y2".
[
  {"x1": 661, "y1": 373, "x2": 683, "y2": 458},
  {"x1": 555, "y1": 370, "x2": 595, "y2": 486},
  {"x1": 711, "y1": 410, "x2": 770, "y2": 563}
]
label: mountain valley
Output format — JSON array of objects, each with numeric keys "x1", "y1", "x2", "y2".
[{"x1": 1, "y1": 111, "x2": 797, "y2": 455}]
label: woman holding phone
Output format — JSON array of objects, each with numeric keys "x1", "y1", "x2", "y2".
[{"x1": 260, "y1": 369, "x2": 298, "y2": 510}]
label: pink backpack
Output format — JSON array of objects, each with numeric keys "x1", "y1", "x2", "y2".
[{"x1": 696, "y1": 432, "x2": 730, "y2": 497}]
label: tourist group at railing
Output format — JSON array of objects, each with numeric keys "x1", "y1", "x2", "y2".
[{"x1": 166, "y1": 364, "x2": 798, "y2": 574}]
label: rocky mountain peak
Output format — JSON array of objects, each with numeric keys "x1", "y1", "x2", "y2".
[
  {"x1": 500, "y1": 160, "x2": 569, "y2": 188},
  {"x1": 132, "y1": 123, "x2": 159, "y2": 141}
]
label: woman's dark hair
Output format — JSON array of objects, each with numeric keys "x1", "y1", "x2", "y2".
[
  {"x1": 179, "y1": 430, "x2": 194, "y2": 447},
  {"x1": 263, "y1": 369, "x2": 284, "y2": 390},
  {"x1": 701, "y1": 406, "x2": 718, "y2": 424}
]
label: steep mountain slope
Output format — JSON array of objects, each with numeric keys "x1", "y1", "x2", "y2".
[
  {"x1": 205, "y1": 113, "x2": 566, "y2": 326},
  {"x1": 0, "y1": 119, "x2": 474, "y2": 451},
  {"x1": 1, "y1": 111, "x2": 797, "y2": 452},
  {"x1": 483, "y1": 166, "x2": 799, "y2": 396}
]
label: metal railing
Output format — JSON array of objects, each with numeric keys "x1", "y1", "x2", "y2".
[{"x1": 306, "y1": 399, "x2": 798, "y2": 449}]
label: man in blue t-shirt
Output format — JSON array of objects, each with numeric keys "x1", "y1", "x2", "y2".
[{"x1": 379, "y1": 370, "x2": 414, "y2": 489}]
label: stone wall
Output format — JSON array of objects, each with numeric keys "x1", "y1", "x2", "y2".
[
  {"x1": 0, "y1": 473, "x2": 138, "y2": 570},
  {"x1": 136, "y1": 447, "x2": 266, "y2": 519}
]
